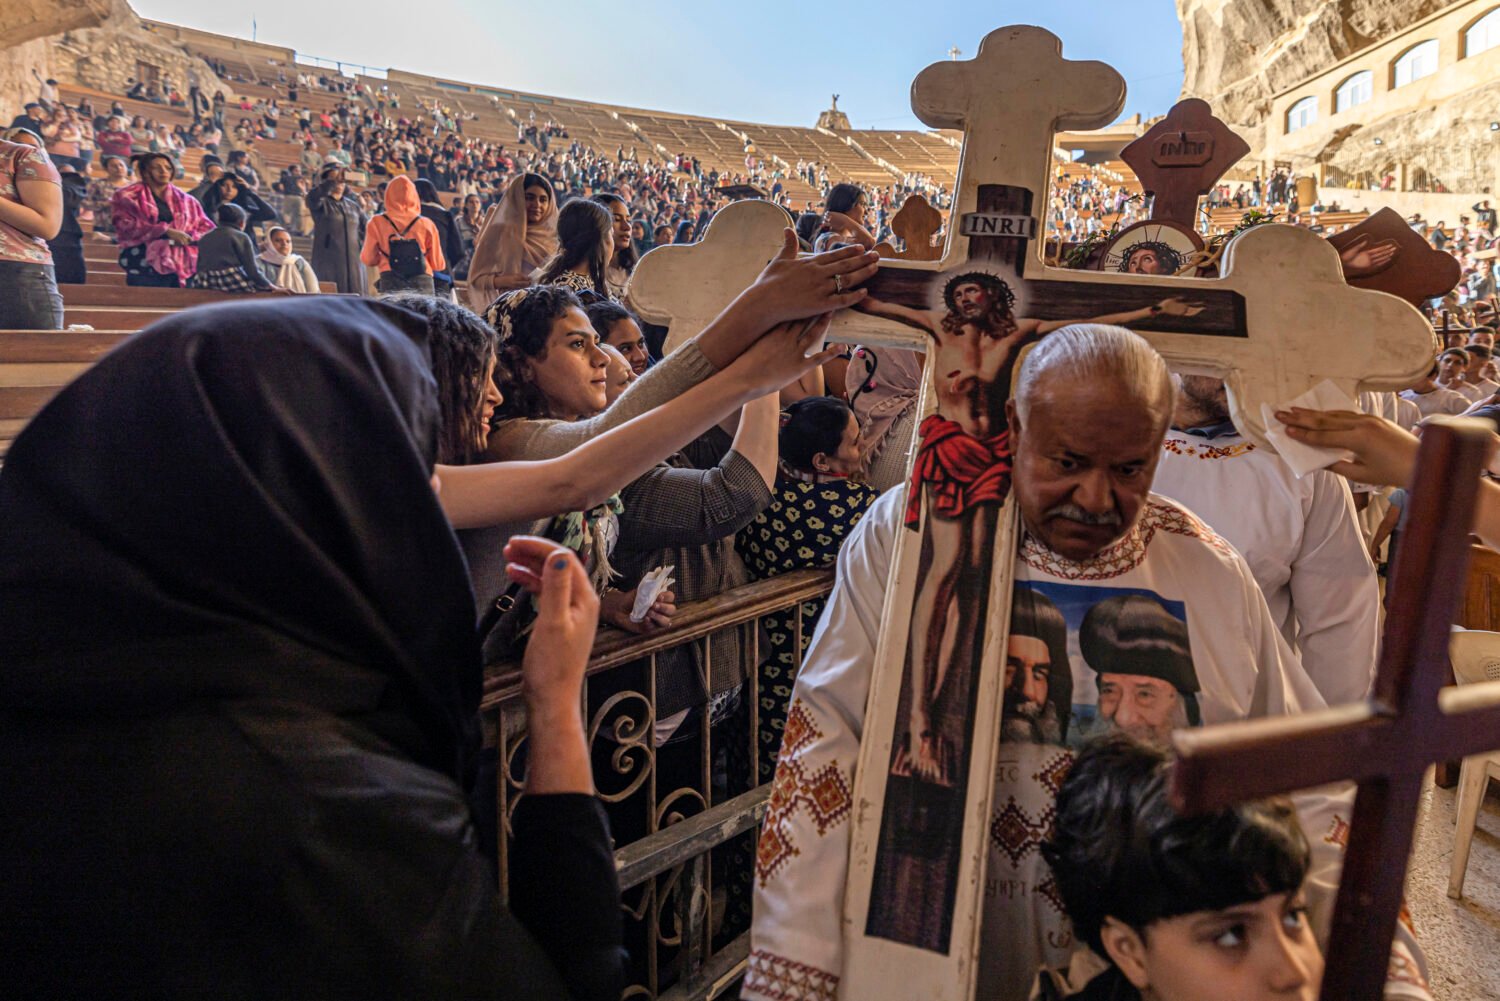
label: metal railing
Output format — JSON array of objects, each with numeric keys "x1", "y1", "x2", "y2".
[{"x1": 482, "y1": 569, "x2": 835, "y2": 1000}]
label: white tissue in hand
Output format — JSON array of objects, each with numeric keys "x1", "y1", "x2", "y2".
[
  {"x1": 1260, "y1": 379, "x2": 1358, "y2": 479},
  {"x1": 630, "y1": 565, "x2": 675, "y2": 623}
]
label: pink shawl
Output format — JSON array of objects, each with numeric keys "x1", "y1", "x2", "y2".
[
  {"x1": 111, "y1": 181, "x2": 214, "y2": 283},
  {"x1": 464, "y1": 175, "x2": 557, "y2": 310}
]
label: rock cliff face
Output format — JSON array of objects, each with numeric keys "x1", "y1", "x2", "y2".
[
  {"x1": 1, "y1": 0, "x2": 218, "y2": 118},
  {"x1": 1176, "y1": 0, "x2": 1463, "y2": 126},
  {"x1": 1318, "y1": 77, "x2": 1500, "y2": 190},
  {"x1": 0, "y1": 0, "x2": 113, "y2": 115}
]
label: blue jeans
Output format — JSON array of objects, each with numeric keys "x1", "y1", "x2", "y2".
[{"x1": 0, "y1": 261, "x2": 64, "y2": 329}]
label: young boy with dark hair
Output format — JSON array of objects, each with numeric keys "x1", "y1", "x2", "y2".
[{"x1": 1039, "y1": 734, "x2": 1323, "y2": 1001}]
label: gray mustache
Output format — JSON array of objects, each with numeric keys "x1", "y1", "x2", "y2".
[{"x1": 1044, "y1": 503, "x2": 1123, "y2": 526}]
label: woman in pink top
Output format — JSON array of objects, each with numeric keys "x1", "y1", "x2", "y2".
[
  {"x1": 111, "y1": 152, "x2": 213, "y2": 288},
  {"x1": 40, "y1": 108, "x2": 85, "y2": 172},
  {"x1": 0, "y1": 135, "x2": 64, "y2": 329}
]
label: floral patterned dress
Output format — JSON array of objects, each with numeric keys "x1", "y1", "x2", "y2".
[{"x1": 736, "y1": 470, "x2": 880, "y2": 782}]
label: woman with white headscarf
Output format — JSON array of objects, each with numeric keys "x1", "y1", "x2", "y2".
[
  {"x1": 464, "y1": 172, "x2": 557, "y2": 310},
  {"x1": 257, "y1": 225, "x2": 320, "y2": 293}
]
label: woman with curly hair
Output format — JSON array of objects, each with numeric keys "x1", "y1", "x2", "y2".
[{"x1": 466, "y1": 233, "x2": 881, "y2": 658}]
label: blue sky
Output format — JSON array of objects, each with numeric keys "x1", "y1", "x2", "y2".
[{"x1": 132, "y1": 0, "x2": 1186, "y2": 131}]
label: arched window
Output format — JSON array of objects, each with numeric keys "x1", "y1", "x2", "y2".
[
  {"x1": 1286, "y1": 96, "x2": 1318, "y2": 133},
  {"x1": 1392, "y1": 39, "x2": 1440, "y2": 87},
  {"x1": 1334, "y1": 70, "x2": 1373, "y2": 112},
  {"x1": 1466, "y1": 8, "x2": 1500, "y2": 57}
]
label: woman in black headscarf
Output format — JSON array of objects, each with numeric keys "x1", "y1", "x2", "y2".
[{"x1": 0, "y1": 296, "x2": 622, "y2": 1000}]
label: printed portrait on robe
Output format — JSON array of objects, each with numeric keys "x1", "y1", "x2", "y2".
[
  {"x1": 1017, "y1": 582, "x2": 1201, "y2": 748},
  {"x1": 1001, "y1": 586, "x2": 1072, "y2": 746}
]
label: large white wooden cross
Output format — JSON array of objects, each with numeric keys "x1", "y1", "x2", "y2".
[{"x1": 629, "y1": 25, "x2": 1435, "y2": 1001}]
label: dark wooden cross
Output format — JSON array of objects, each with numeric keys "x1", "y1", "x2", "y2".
[
  {"x1": 1120, "y1": 98, "x2": 1251, "y2": 228},
  {"x1": 1171, "y1": 419, "x2": 1500, "y2": 1001},
  {"x1": 879, "y1": 193, "x2": 945, "y2": 261}
]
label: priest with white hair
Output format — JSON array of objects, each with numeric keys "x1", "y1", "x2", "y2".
[{"x1": 745, "y1": 326, "x2": 1430, "y2": 1001}]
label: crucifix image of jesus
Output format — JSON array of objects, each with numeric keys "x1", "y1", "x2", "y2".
[{"x1": 856, "y1": 272, "x2": 1203, "y2": 785}]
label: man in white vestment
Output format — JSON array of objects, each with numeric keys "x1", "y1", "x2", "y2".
[
  {"x1": 1153, "y1": 375, "x2": 1380, "y2": 706},
  {"x1": 745, "y1": 326, "x2": 1431, "y2": 1001},
  {"x1": 1461, "y1": 343, "x2": 1500, "y2": 403},
  {"x1": 1400, "y1": 361, "x2": 1471, "y2": 421}
]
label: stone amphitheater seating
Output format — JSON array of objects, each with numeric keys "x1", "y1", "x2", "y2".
[
  {"x1": 21, "y1": 36, "x2": 1263, "y2": 460},
  {"x1": 0, "y1": 330, "x2": 132, "y2": 460},
  {"x1": 143, "y1": 32, "x2": 1171, "y2": 218},
  {"x1": 1204, "y1": 205, "x2": 1368, "y2": 234},
  {"x1": 0, "y1": 184, "x2": 344, "y2": 458}
]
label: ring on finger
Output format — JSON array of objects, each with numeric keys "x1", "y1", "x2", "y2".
[{"x1": 833, "y1": 273, "x2": 845, "y2": 294}]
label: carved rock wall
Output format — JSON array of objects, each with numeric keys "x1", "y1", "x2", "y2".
[
  {"x1": 0, "y1": 0, "x2": 114, "y2": 48},
  {"x1": 1, "y1": 0, "x2": 112, "y2": 116},
  {"x1": 2, "y1": 0, "x2": 219, "y2": 119},
  {"x1": 0, "y1": 37, "x2": 56, "y2": 118},
  {"x1": 1318, "y1": 78, "x2": 1500, "y2": 190},
  {"x1": 1176, "y1": 0, "x2": 1463, "y2": 126}
]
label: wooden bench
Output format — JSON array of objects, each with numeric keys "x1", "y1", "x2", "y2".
[
  {"x1": 62, "y1": 285, "x2": 302, "y2": 308},
  {"x1": 60, "y1": 285, "x2": 349, "y2": 330},
  {"x1": 73, "y1": 272, "x2": 335, "y2": 294},
  {"x1": 63, "y1": 308, "x2": 174, "y2": 331},
  {"x1": 1309, "y1": 210, "x2": 1369, "y2": 231},
  {"x1": 0, "y1": 330, "x2": 134, "y2": 458}
]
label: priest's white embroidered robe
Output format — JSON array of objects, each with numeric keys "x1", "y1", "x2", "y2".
[
  {"x1": 745, "y1": 488, "x2": 1431, "y2": 1001},
  {"x1": 1152, "y1": 427, "x2": 1380, "y2": 706}
]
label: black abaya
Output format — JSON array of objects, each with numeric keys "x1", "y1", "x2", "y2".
[{"x1": 0, "y1": 297, "x2": 622, "y2": 999}]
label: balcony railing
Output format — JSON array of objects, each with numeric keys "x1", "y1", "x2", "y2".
[{"x1": 483, "y1": 568, "x2": 836, "y2": 1000}]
